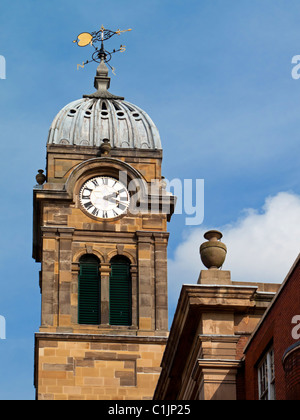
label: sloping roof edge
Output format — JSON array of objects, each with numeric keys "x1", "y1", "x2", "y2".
[{"x1": 243, "y1": 253, "x2": 300, "y2": 353}]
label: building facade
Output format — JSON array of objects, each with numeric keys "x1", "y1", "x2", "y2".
[
  {"x1": 33, "y1": 59, "x2": 175, "y2": 400},
  {"x1": 154, "y1": 231, "x2": 281, "y2": 400},
  {"x1": 154, "y1": 231, "x2": 300, "y2": 400},
  {"x1": 243, "y1": 254, "x2": 300, "y2": 400}
]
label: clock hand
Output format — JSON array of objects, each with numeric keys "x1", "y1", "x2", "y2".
[
  {"x1": 105, "y1": 196, "x2": 129, "y2": 207},
  {"x1": 103, "y1": 193, "x2": 118, "y2": 200}
]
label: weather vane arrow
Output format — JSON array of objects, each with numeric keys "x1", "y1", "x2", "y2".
[{"x1": 73, "y1": 25, "x2": 132, "y2": 75}]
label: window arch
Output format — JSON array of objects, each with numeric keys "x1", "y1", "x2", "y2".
[
  {"x1": 109, "y1": 256, "x2": 132, "y2": 326},
  {"x1": 78, "y1": 254, "x2": 100, "y2": 325}
]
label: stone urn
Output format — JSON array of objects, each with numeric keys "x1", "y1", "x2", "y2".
[
  {"x1": 100, "y1": 138, "x2": 112, "y2": 156},
  {"x1": 36, "y1": 169, "x2": 46, "y2": 185},
  {"x1": 200, "y1": 230, "x2": 227, "y2": 269}
]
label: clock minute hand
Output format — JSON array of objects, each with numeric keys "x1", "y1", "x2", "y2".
[{"x1": 104, "y1": 196, "x2": 129, "y2": 207}]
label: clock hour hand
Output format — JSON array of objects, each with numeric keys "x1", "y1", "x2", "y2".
[
  {"x1": 104, "y1": 196, "x2": 129, "y2": 207},
  {"x1": 103, "y1": 193, "x2": 118, "y2": 201}
]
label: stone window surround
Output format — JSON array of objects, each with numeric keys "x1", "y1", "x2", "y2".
[{"x1": 73, "y1": 255, "x2": 138, "y2": 329}]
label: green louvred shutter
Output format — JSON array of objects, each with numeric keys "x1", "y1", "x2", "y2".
[
  {"x1": 78, "y1": 260, "x2": 100, "y2": 325},
  {"x1": 109, "y1": 259, "x2": 132, "y2": 326}
]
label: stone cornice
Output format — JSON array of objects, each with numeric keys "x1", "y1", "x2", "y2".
[{"x1": 35, "y1": 332, "x2": 168, "y2": 345}]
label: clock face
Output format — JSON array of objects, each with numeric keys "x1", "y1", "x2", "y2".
[{"x1": 79, "y1": 177, "x2": 130, "y2": 219}]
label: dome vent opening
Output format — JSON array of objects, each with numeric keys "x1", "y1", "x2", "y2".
[
  {"x1": 112, "y1": 101, "x2": 121, "y2": 111},
  {"x1": 123, "y1": 103, "x2": 134, "y2": 112}
]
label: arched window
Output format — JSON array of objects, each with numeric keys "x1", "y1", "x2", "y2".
[
  {"x1": 78, "y1": 254, "x2": 100, "y2": 325},
  {"x1": 109, "y1": 256, "x2": 132, "y2": 326}
]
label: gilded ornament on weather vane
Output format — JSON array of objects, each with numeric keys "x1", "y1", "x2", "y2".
[{"x1": 73, "y1": 25, "x2": 132, "y2": 74}]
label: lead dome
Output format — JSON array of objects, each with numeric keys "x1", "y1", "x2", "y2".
[{"x1": 47, "y1": 60, "x2": 162, "y2": 150}]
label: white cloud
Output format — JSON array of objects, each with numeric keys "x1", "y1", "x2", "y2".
[{"x1": 168, "y1": 192, "x2": 300, "y2": 310}]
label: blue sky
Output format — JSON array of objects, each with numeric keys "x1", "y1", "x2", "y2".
[{"x1": 0, "y1": 0, "x2": 300, "y2": 399}]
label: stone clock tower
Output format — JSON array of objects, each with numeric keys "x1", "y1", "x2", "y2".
[{"x1": 33, "y1": 59, "x2": 175, "y2": 400}]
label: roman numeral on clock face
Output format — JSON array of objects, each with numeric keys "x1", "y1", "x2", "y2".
[
  {"x1": 84, "y1": 201, "x2": 93, "y2": 211},
  {"x1": 92, "y1": 179, "x2": 99, "y2": 187},
  {"x1": 82, "y1": 191, "x2": 91, "y2": 200},
  {"x1": 92, "y1": 207, "x2": 99, "y2": 217},
  {"x1": 118, "y1": 203, "x2": 127, "y2": 212}
]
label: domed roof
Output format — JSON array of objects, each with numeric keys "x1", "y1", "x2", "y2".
[{"x1": 47, "y1": 60, "x2": 162, "y2": 150}]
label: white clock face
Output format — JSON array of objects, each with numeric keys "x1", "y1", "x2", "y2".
[{"x1": 79, "y1": 177, "x2": 130, "y2": 219}]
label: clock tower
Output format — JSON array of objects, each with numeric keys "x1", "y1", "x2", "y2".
[{"x1": 33, "y1": 56, "x2": 175, "y2": 400}]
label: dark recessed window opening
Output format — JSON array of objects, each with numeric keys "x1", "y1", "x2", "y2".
[
  {"x1": 78, "y1": 254, "x2": 100, "y2": 325},
  {"x1": 109, "y1": 256, "x2": 132, "y2": 326}
]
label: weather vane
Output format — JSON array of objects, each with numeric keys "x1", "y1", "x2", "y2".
[{"x1": 73, "y1": 25, "x2": 132, "y2": 75}]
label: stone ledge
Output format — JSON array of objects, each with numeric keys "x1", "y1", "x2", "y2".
[{"x1": 35, "y1": 332, "x2": 168, "y2": 345}]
